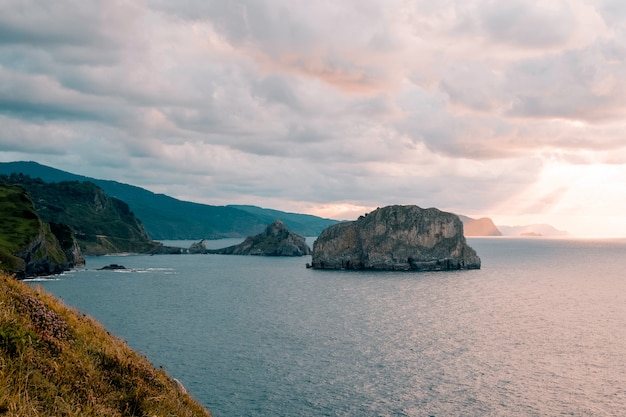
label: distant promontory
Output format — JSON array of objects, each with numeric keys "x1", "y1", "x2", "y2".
[
  {"x1": 458, "y1": 215, "x2": 502, "y2": 236},
  {"x1": 311, "y1": 205, "x2": 481, "y2": 271}
]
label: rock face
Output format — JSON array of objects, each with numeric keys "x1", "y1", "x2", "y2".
[
  {"x1": 1, "y1": 174, "x2": 164, "y2": 255},
  {"x1": 49, "y1": 222, "x2": 86, "y2": 267},
  {"x1": 188, "y1": 239, "x2": 207, "y2": 254},
  {"x1": 0, "y1": 184, "x2": 85, "y2": 278},
  {"x1": 208, "y1": 220, "x2": 311, "y2": 256},
  {"x1": 311, "y1": 205, "x2": 481, "y2": 271},
  {"x1": 459, "y1": 215, "x2": 502, "y2": 236}
]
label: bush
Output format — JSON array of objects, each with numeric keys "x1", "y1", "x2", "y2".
[{"x1": 0, "y1": 322, "x2": 37, "y2": 357}]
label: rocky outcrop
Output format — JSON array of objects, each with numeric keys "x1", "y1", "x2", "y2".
[
  {"x1": 1, "y1": 184, "x2": 85, "y2": 278},
  {"x1": 98, "y1": 264, "x2": 126, "y2": 270},
  {"x1": 13, "y1": 228, "x2": 67, "y2": 278},
  {"x1": 208, "y1": 220, "x2": 311, "y2": 256},
  {"x1": 311, "y1": 205, "x2": 481, "y2": 271},
  {"x1": 49, "y1": 222, "x2": 85, "y2": 267},
  {"x1": 189, "y1": 239, "x2": 207, "y2": 254},
  {"x1": 459, "y1": 215, "x2": 502, "y2": 236},
  {"x1": 1, "y1": 174, "x2": 164, "y2": 255}
]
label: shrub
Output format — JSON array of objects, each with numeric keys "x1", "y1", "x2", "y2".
[{"x1": 0, "y1": 322, "x2": 37, "y2": 357}]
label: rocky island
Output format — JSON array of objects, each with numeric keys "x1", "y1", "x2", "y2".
[
  {"x1": 311, "y1": 205, "x2": 481, "y2": 271},
  {"x1": 208, "y1": 220, "x2": 311, "y2": 256}
]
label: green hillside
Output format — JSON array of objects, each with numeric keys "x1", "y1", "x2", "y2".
[
  {"x1": 229, "y1": 205, "x2": 341, "y2": 236},
  {"x1": 0, "y1": 161, "x2": 339, "y2": 239},
  {"x1": 0, "y1": 184, "x2": 73, "y2": 277},
  {"x1": 1, "y1": 174, "x2": 163, "y2": 255}
]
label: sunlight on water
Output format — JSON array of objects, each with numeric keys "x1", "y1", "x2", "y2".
[{"x1": 35, "y1": 238, "x2": 626, "y2": 416}]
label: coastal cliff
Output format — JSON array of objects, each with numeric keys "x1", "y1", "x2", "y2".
[
  {"x1": 208, "y1": 220, "x2": 311, "y2": 256},
  {"x1": 0, "y1": 184, "x2": 84, "y2": 278},
  {"x1": 1, "y1": 174, "x2": 170, "y2": 256},
  {"x1": 311, "y1": 205, "x2": 481, "y2": 271},
  {"x1": 459, "y1": 215, "x2": 502, "y2": 236}
]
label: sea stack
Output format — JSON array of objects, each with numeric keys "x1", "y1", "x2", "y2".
[
  {"x1": 311, "y1": 205, "x2": 481, "y2": 271},
  {"x1": 209, "y1": 220, "x2": 311, "y2": 256}
]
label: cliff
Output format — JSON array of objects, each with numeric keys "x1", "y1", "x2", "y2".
[
  {"x1": 311, "y1": 205, "x2": 481, "y2": 271},
  {"x1": 208, "y1": 220, "x2": 312, "y2": 256},
  {"x1": 0, "y1": 271, "x2": 211, "y2": 416},
  {"x1": 459, "y1": 215, "x2": 502, "y2": 236},
  {"x1": 0, "y1": 162, "x2": 339, "y2": 239},
  {"x1": 0, "y1": 184, "x2": 84, "y2": 278},
  {"x1": 1, "y1": 174, "x2": 166, "y2": 255}
]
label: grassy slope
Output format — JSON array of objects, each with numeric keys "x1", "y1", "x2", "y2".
[
  {"x1": 0, "y1": 185, "x2": 40, "y2": 271},
  {"x1": 0, "y1": 271, "x2": 211, "y2": 416}
]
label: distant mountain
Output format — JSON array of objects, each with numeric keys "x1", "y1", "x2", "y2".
[
  {"x1": 458, "y1": 215, "x2": 502, "y2": 236},
  {"x1": 228, "y1": 205, "x2": 339, "y2": 237},
  {"x1": 0, "y1": 161, "x2": 339, "y2": 239},
  {"x1": 497, "y1": 224, "x2": 568, "y2": 236}
]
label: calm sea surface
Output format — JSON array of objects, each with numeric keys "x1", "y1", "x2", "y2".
[{"x1": 32, "y1": 237, "x2": 626, "y2": 416}]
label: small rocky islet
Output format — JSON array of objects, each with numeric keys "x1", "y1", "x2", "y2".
[{"x1": 205, "y1": 219, "x2": 311, "y2": 256}]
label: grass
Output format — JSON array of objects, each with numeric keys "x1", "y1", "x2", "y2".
[
  {"x1": 0, "y1": 185, "x2": 42, "y2": 273},
  {"x1": 0, "y1": 184, "x2": 72, "y2": 276},
  {"x1": 0, "y1": 272, "x2": 212, "y2": 417}
]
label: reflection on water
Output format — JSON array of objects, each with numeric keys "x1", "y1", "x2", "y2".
[{"x1": 36, "y1": 238, "x2": 626, "y2": 416}]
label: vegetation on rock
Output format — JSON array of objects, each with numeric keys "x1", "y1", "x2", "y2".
[
  {"x1": 0, "y1": 184, "x2": 81, "y2": 278},
  {"x1": 0, "y1": 174, "x2": 165, "y2": 256},
  {"x1": 0, "y1": 271, "x2": 212, "y2": 416},
  {"x1": 0, "y1": 162, "x2": 339, "y2": 239}
]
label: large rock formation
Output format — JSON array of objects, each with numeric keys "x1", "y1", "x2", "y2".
[
  {"x1": 208, "y1": 220, "x2": 311, "y2": 256},
  {"x1": 0, "y1": 184, "x2": 85, "y2": 278},
  {"x1": 311, "y1": 205, "x2": 481, "y2": 271},
  {"x1": 1, "y1": 174, "x2": 166, "y2": 255}
]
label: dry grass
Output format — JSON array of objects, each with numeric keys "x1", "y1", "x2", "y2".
[{"x1": 0, "y1": 272, "x2": 212, "y2": 417}]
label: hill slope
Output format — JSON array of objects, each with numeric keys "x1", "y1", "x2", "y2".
[
  {"x1": 458, "y1": 215, "x2": 502, "y2": 236},
  {"x1": 0, "y1": 183, "x2": 83, "y2": 277},
  {"x1": 0, "y1": 162, "x2": 339, "y2": 239},
  {"x1": 1, "y1": 174, "x2": 164, "y2": 255},
  {"x1": 0, "y1": 271, "x2": 211, "y2": 416}
]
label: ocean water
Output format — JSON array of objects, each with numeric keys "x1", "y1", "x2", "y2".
[{"x1": 33, "y1": 237, "x2": 626, "y2": 416}]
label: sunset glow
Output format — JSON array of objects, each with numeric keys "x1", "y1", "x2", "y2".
[{"x1": 1, "y1": 1, "x2": 626, "y2": 235}]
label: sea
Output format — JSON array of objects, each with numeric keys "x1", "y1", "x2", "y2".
[{"x1": 30, "y1": 237, "x2": 626, "y2": 416}]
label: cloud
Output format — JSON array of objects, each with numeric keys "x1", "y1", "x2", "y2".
[
  {"x1": 2, "y1": 0, "x2": 626, "y2": 235},
  {"x1": 505, "y1": 39, "x2": 626, "y2": 121}
]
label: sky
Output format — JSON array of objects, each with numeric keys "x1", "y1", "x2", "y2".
[{"x1": 1, "y1": 1, "x2": 626, "y2": 236}]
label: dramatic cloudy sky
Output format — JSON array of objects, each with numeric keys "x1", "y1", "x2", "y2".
[{"x1": 2, "y1": 0, "x2": 626, "y2": 235}]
